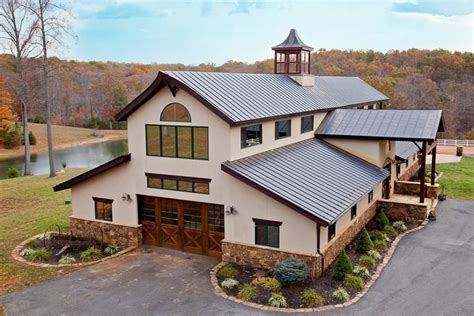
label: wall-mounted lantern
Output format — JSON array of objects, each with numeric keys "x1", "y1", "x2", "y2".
[{"x1": 225, "y1": 206, "x2": 238, "y2": 215}]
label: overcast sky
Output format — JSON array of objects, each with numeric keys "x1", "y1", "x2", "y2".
[{"x1": 67, "y1": 0, "x2": 473, "y2": 64}]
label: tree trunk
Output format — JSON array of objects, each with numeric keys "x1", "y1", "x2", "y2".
[{"x1": 17, "y1": 62, "x2": 31, "y2": 176}]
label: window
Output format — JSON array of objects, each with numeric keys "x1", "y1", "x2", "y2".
[
  {"x1": 138, "y1": 196, "x2": 155, "y2": 223},
  {"x1": 301, "y1": 51, "x2": 309, "y2": 73},
  {"x1": 396, "y1": 164, "x2": 401, "y2": 177},
  {"x1": 368, "y1": 104, "x2": 374, "y2": 109},
  {"x1": 275, "y1": 52, "x2": 286, "y2": 73},
  {"x1": 146, "y1": 125, "x2": 208, "y2": 160},
  {"x1": 160, "y1": 103, "x2": 191, "y2": 122},
  {"x1": 413, "y1": 154, "x2": 416, "y2": 162},
  {"x1": 241, "y1": 124, "x2": 262, "y2": 148},
  {"x1": 254, "y1": 218, "x2": 281, "y2": 248},
  {"x1": 301, "y1": 115, "x2": 314, "y2": 133},
  {"x1": 328, "y1": 223, "x2": 336, "y2": 241},
  {"x1": 405, "y1": 160, "x2": 409, "y2": 168},
  {"x1": 147, "y1": 173, "x2": 210, "y2": 194},
  {"x1": 208, "y1": 204, "x2": 224, "y2": 233},
  {"x1": 275, "y1": 119, "x2": 291, "y2": 139},
  {"x1": 368, "y1": 190, "x2": 374, "y2": 203},
  {"x1": 94, "y1": 197, "x2": 113, "y2": 222},
  {"x1": 288, "y1": 52, "x2": 300, "y2": 73},
  {"x1": 351, "y1": 205, "x2": 357, "y2": 220}
]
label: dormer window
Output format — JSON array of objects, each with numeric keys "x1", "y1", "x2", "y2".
[
  {"x1": 160, "y1": 103, "x2": 191, "y2": 122},
  {"x1": 241, "y1": 124, "x2": 262, "y2": 148},
  {"x1": 275, "y1": 119, "x2": 291, "y2": 139}
]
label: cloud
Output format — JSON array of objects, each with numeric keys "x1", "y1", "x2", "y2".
[
  {"x1": 201, "y1": 2, "x2": 213, "y2": 17},
  {"x1": 394, "y1": 11, "x2": 473, "y2": 26},
  {"x1": 229, "y1": 0, "x2": 266, "y2": 15},
  {"x1": 392, "y1": 0, "x2": 473, "y2": 17}
]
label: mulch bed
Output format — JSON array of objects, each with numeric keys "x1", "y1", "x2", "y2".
[
  {"x1": 217, "y1": 217, "x2": 421, "y2": 308},
  {"x1": 22, "y1": 233, "x2": 116, "y2": 265}
]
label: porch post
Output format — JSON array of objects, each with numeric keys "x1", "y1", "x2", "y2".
[
  {"x1": 431, "y1": 145, "x2": 437, "y2": 185},
  {"x1": 420, "y1": 141, "x2": 427, "y2": 203}
]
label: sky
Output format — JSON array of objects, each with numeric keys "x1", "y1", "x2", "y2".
[{"x1": 66, "y1": 0, "x2": 473, "y2": 65}]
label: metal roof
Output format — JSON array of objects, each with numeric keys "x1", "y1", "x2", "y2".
[
  {"x1": 316, "y1": 109, "x2": 444, "y2": 141},
  {"x1": 272, "y1": 29, "x2": 314, "y2": 51},
  {"x1": 221, "y1": 139, "x2": 389, "y2": 224},
  {"x1": 396, "y1": 141, "x2": 421, "y2": 160},
  {"x1": 160, "y1": 71, "x2": 388, "y2": 124}
]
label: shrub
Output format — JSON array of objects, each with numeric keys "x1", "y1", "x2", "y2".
[
  {"x1": 62, "y1": 161, "x2": 67, "y2": 169},
  {"x1": 7, "y1": 167, "x2": 20, "y2": 178},
  {"x1": 333, "y1": 250, "x2": 353, "y2": 281},
  {"x1": 28, "y1": 131, "x2": 37, "y2": 145},
  {"x1": 33, "y1": 114, "x2": 45, "y2": 124},
  {"x1": 300, "y1": 289, "x2": 325, "y2": 307},
  {"x1": 218, "y1": 264, "x2": 238, "y2": 278},
  {"x1": 221, "y1": 278, "x2": 239, "y2": 290},
  {"x1": 368, "y1": 249, "x2": 381, "y2": 261},
  {"x1": 19, "y1": 247, "x2": 34, "y2": 257},
  {"x1": 30, "y1": 248, "x2": 51, "y2": 262},
  {"x1": 80, "y1": 247, "x2": 102, "y2": 261},
  {"x1": 373, "y1": 239, "x2": 387, "y2": 251},
  {"x1": 353, "y1": 265, "x2": 370, "y2": 278},
  {"x1": 104, "y1": 244, "x2": 121, "y2": 255},
  {"x1": 392, "y1": 221, "x2": 407, "y2": 233},
  {"x1": 237, "y1": 283, "x2": 259, "y2": 301},
  {"x1": 359, "y1": 255, "x2": 376, "y2": 269},
  {"x1": 3, "y1": 123, "x2": 21, "y2": 149},
  {"x1": 384, "y1": 225, "x2": 398, "y2": 239},
  {"x1": 58, "y1": 255, "x2": 76, "y2": 264},
  {"x1": 357, "y1": 228, "x2": 374, "y2": 253},
  {"x1": 251, "y1": 277, "x2": 281, "y2": 292},
  {"x1": 268, "y1": 293, "x2": 288, "y2": 308},
  {"x1": 369, "y1": 230, "x2": 387, "y2": 242},
  {"x1": 274, "y1": 258, "x2": 308, "y2": 284},
  {"x1": 332, "y1": 287, "x2": 350, "y2": 303},
  {"x1": 343, "y1": 274, "x2": 364, "y2": 292},
  {"x1": 375, "y1": 209, "x2": 390, "y2": 230}
]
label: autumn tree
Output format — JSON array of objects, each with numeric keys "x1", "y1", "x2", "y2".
[{"x1": 0, "y1": 79, "x2": 16, "y2": 143}]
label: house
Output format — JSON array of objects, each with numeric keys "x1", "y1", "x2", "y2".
[{"x1": 54, "y1": 29, "x2": 444, "y2": 276}]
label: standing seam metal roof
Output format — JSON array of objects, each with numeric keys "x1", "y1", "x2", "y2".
[
  {"x1": 163, "y1": 71, "x2": 388, "y2": 124},
  {"x1": 396, "y1": 141, "x2": 421, "y2": 160},
  {"x1": 221, "y1": 138, "x2": 389, "y2": 224}
]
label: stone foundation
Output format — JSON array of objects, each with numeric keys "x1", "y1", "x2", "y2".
[
  {"x1": 399, "y1": 160, "x2": 419, "y2": 181},
  {"x1": 394, "y1": 181, "x2": 439, "y2": 199},
  {"x1": 222, "y1": 241, "x2": 323, "y2": 278},
  {"x1": 378, "y1": 200, "x2": 429, "y2": 223},
  {"x1": 69, "y1": 217, "x2": 142, "y2": 248},
  {"x1": 322, "y1": 202, "x2": 377, "y2": 269}
]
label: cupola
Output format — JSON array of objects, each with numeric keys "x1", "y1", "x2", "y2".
[{"x1": 272, "y1": 29, "x2": 313, "y2": 75}]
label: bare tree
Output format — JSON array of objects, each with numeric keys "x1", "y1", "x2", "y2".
[
  {"x1": 0, "y1": 0, "x2": 38, "y2": 175},
  {"x1": 27, "y1": 0, "x2": 72, "y2": 177}
]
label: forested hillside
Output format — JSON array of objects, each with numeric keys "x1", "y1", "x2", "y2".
[{"x1": 1, "y1": 49, "x2": 472, "y2": 138}]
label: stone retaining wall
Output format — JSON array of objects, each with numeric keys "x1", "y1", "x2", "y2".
[
  {"x1": 70, "y1": 217, "x2": 142, "y2": 248},
  {"x1": 378, "y1": 200, "x2": 429, "y2": 222},
  {"x1": 322, "y1": 202, "x2": 377, "y2": 269},
  {"x1": 222, "y1": 241, "x2": 323, "y2": 278},
  {"x1": 394, "y1": 180, "x2": 439, "y2": 199}
]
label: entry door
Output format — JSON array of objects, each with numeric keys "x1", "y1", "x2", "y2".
[{"x1": 138, "y1": 196, "x2": 159, "y2": 246}]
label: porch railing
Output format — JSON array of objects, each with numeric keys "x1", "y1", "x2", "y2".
[{"x1": 436, "y1": 139, "x2": 474, "y2": 147}]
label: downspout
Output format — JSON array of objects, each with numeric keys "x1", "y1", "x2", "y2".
[{"x1": 314, "y1": 223, "x2": 324, "y2": 279}]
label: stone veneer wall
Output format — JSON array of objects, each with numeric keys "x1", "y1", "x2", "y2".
[
  {"x1": 378, "y1": 201, "x2": 429, "y2": 222},
  {"x1": 222, "y1": 241, "x2": 323, "y2": 278},
  {"x1": 70, "y1": 217, "x2": 142, "y2": 248},
  {"x1": 399, "y1": 160, "x2": 420, "y2": 181},
  {"x1": 394, "y1": 181, "x2": 439, "y2": 199},
  {"x1": 322, "y1": 202, "x2": 377, "y2": 269}
]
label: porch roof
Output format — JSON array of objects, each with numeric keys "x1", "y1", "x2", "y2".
[
  {"x1": 221, "y1": 139, "x2": 389, "y2": 225},
  {"x1": 316, "y1": 109, "x2": 444, "y2": 141},
  {"x1": 395, "y1": 141, "x2": 421, "y2": 161}
]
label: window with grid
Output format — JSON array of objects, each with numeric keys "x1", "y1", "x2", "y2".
[
  {"x1": 138, "y1": 196, "x2": 155, "y2": 222},
  {"x1": 147, "y1": 174, "x2": 210, "y2": 195},
  {"x1": 160, "y1": 199, "x2": 178, "y2": 225},
  {"x1": 208, "y1": 204, "x2": 224, "y2": 233}
]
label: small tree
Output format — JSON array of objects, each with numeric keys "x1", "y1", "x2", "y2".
[
  {"x1": 274, "y1": 258, "x2": 309, "y2": 284},
  {"x1": 357, "y1": 228, "x2": 374, "y2": 253},
  {"x1": 376, "y1": 208, "x2": 390, "y2": 230},
  {"x1": 28, "y1": 131, "x2": 37, "y2": 145},
  {"x1": 3, "y1": 123, "x2": 21, "y2": 148},
  {"x1": 333, "y1": 250, "x2": 353, "y2": 280}
]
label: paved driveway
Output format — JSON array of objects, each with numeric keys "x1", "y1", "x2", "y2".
[{"x1": 1, "y1": 200, "x2": 473, "y2": 316}]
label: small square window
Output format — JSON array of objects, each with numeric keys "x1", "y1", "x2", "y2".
[
  {"x1": 275, "y1": 119, "x2": 291, "y2": 139},
  {"x1": 254, "y1": 218, "x2": 281, "y2": 248},
  {"x1": 241, "y1": 124, "x2": 262, "y2": 148},
  {"x1": 368, "y1": 190, "x2": 374, "y2": 203},
  {"x1": 351, "y1": 205, "x2": 357, "y2": 220},
  {"x1": 94, "y1": 198, "x2": 113, "y2": 222},
  {"x1": 301, "y1": 116, "x2": 314, "y2": 133},
  {"x1": 328, "y1": 223, "x2": 336, "y2": 241}
]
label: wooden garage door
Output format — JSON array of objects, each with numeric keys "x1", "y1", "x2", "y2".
[{"x1": 138, "y1": 196, "x2": 224, "y2": 257}]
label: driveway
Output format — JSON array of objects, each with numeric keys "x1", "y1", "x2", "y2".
[{"x1": 1, "y1": 200, "x2": 473, "y2": 316}]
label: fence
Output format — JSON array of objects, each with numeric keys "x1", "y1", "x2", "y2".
[{"x1": 437, "y1": 139, "x2": 474, "y2": 147}]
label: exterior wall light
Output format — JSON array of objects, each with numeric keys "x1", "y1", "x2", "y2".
[
  {"x1": 122, "y1": 193, "x2": 132, "y2": 202},
  {"x1": 225, "y1": 206, "x2": 238, "y2": 215}
]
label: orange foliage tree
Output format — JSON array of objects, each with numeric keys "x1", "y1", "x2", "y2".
[{"x1": 0, "y1": 80, "x2": 17, "y2": 143}]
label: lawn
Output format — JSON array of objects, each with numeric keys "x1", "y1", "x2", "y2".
[
  {"x1": 0, "y1": 169, "x2": 84, "y2": 295},
  {"x1": 437, "y1": 157, "x2": 474, "y2": 200}
]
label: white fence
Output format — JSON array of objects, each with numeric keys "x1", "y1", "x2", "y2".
[{"x1": 437, "y1": 139, "x2": 474, "y2": 147}]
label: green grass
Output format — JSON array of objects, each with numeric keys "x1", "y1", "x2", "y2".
[
  {"x1": 437, "y1": 157, "x2": 474, "y2": 200},
  {"x1": 0, "y1": 169, "x2": 84, "y2": 294}
]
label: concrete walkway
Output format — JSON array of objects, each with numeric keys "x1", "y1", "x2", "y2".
[
  {"x1": 1, "y1": 200, "x2": 473, "y2": 316},
  {"x1": 426, "y1": 154, "x2": 462, "y2": 164}
]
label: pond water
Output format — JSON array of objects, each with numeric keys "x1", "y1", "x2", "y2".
[{"x1": 0, "y1": 140, "x2": 128, "y2": 179}]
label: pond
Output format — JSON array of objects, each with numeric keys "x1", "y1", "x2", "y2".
[{"x1": 0, "y1": 140, "x2": 128, "y2": 179}]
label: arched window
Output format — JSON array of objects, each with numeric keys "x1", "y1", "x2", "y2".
[{"x1": 160, "y1": 103, "x2": 191, "y2": 122}]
